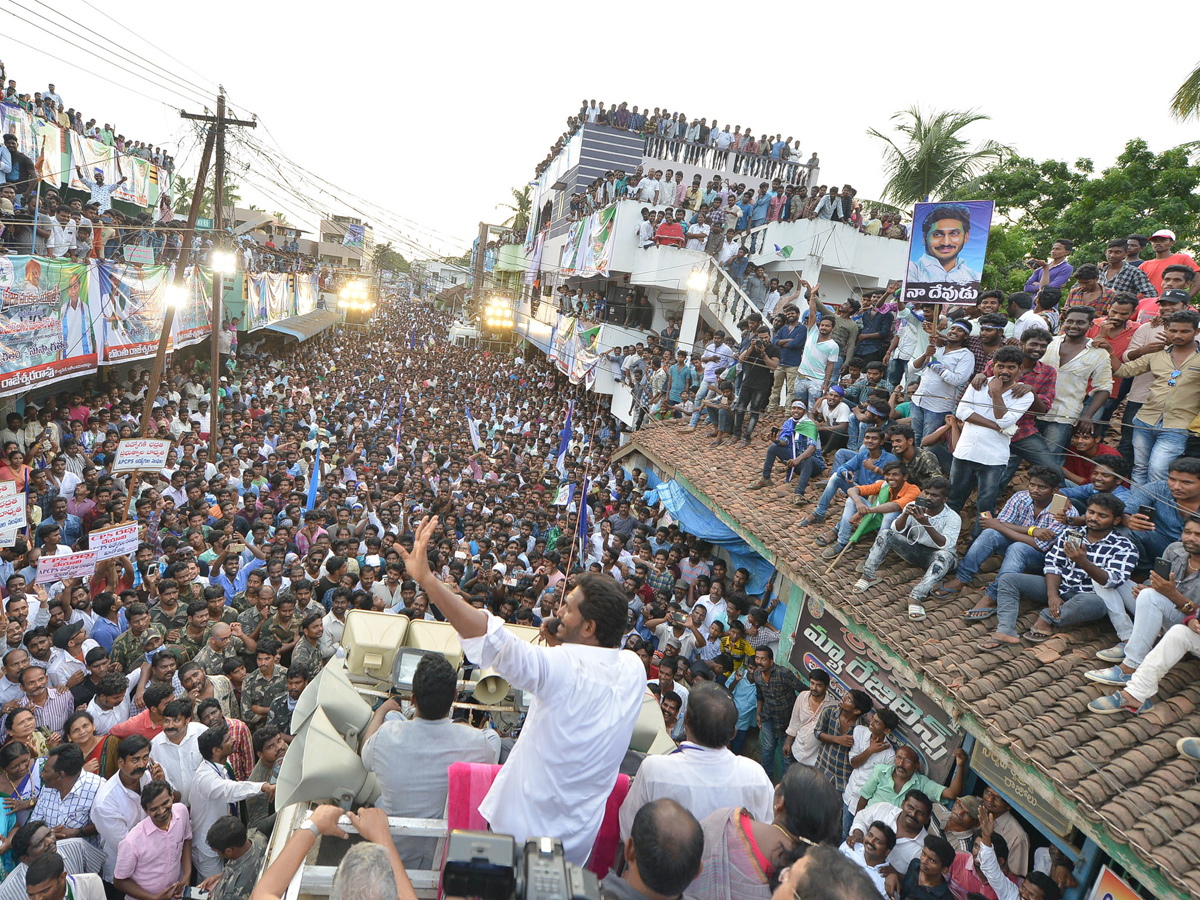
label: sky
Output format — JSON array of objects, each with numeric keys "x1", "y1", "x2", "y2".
[{"x1": 4, "y1": 1, "x2": 1198, "y2": 260}]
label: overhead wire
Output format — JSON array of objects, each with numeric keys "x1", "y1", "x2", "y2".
[
  {"x1": 16, "y1": 0, "x2": 216, "y2": 108},
  {"x1": 0, "y1": 6, "x2": 208, "y2": 109},
  {"x1": 78, "y1": 0, "x2": 222, "y2": 94}
]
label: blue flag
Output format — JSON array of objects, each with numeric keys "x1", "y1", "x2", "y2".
[
  {"x1": 577, "y1": 476, "x2": 590, "y2": 563},
  {"x1": 465, "y1": 404, "x2": 483, "y2": 451},
  {"x1": 409, "y1": 328, "x2": 416, "y2": 350},
  {"x1": 556, "y1": 400, "x2": 574, "y2": 478},
  {"x1": 395, "y1": 398, "x2": 404, "y2": 452},
  {"x1": 305, "y1": 443, "x2": 321, "y2": 511}
]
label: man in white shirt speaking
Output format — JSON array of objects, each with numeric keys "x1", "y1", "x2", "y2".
[
  {"x1": 398, "y1": 517, "x2": 646, "y2": 866},
  {"x1": 617, "y1": 681, "x2": 773, "y2": 839}
]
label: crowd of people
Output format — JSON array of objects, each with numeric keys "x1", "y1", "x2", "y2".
[
  {"x1": 0, "y1": 277, "x2": 1082, "y2": 900},
  {"x1": 5, "y1": 213, "x2": 1198, "y2": 900},
  {"x1": 1, "y1": 66, "x2": 176, "y2": 175},
  {"x1": 535, "y1": 101, "x2": 819, "y2": 187}
]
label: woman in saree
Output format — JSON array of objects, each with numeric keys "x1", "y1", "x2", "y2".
[
  {"x1": 63, "y1": 712, "x2": 120, "y2": 780},
  {"x1": 689, "y1": 765, "x2": 842, "y2": 900}
]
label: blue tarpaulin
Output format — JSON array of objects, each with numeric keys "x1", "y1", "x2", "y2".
[{"x1": 653, "y1": 479, "x2": 774, "y2": 595}]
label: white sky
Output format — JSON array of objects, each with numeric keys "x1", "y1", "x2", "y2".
[{"x1": 4, "y1": 1, "x2": 1197, "y2": 258}]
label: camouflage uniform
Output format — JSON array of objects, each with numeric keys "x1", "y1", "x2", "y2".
[
  {"x1": 208, "y1": 607, "x2": 240, "y2": 627},
  {"x1": 174, "y1": 625, "x2": 212, "y2": 663},
  {"x1": 266, "y1": 691, "x2": 298, "y2": 735},
  {"x1": 192, "y1": 639, "x2": 247, "y2": 676},
  {"x1": 289, "y1": 636, "x2": 333, "y2": 680},
  {"x1": 110, "y1": 624, "x2": 167, "y2": 674},
  {"x1": 241, "y1": 666, "x2": 286, "y2": 726},
  {"x1": 210, "y1": 831, "x2": 267, "y2": 900},
  {"x1": 150, "y1": 603, "x2": 189, "y2": 638}
]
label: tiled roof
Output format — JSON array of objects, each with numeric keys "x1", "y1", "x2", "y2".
[{"x1": 626, "y1": 416, "x2": 1200, "y2": 900}]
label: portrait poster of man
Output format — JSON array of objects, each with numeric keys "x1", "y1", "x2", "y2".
[
  {"x1": 902, "y1": 200, "x2": 994, "y2": 306},
  {"x1": 0, "y1": 255, "x2": 98, "y2": 393}
]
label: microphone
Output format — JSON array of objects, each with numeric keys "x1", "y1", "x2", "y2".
[{"x1": 542, "y1": 616, "x2": 562, "y2": 638}]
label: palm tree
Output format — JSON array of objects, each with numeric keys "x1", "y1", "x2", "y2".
[
  {"x1": 496, "y1": 185, "x2": 532, "y2": 231},
  {"x1": 272, "y1": 211, "x2": 290, "y2": 226},
  {"x1": 867, "y1": 107, "x2": 1009, "y2": 206},
  {"x1": 172, "y1": 175, "x2": 192, "y2": 215},
  {"x1": 1172, "y1": 62, "x2": 1200, "y2": 120}
]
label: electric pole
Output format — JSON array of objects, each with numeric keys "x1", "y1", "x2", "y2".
[
  {"x1": 181, "y1": 88, "x2": 256, "y2": 455},
  {"x1": 138, "y1": 127, "x2": 213, "y2": 442}
]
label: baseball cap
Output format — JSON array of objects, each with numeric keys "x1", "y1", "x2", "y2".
[
  {"x1": 1151, "y1": 229, "x2": 1176, "y2": 241},
  {"x1": 52, "y1": 620, "x2": 84, "y2": 650},
  {"x1": 1161, "y1": 289, "x2": 1191, "y2": 304},
  {"x1": 666, "y1": 637, "x2": 682, "y2": 649}
]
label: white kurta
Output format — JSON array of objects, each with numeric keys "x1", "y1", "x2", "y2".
[{"x1": 460, "y1": 613, "x2": 646, "y2": 865}]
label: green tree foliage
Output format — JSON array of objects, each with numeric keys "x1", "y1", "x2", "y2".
[
  {"x1": 867, "y1": 106, "x2": 1009, "y2": 206},
  {"x1": 1172, "y1": 62, "x2": 1200, "y2": 120},
  {"x1": 980, "y1": 223, "x2": 1036, "y2": 293},
  {"x1": 497, "y1": 185, "x2": 532, "y2": 232},
  {"x1": 375, "y1": 241, "x2": 410, "y2": 274},
  {"x1": 971, "y1": 139, "x2": 1200, "y2": 264}
]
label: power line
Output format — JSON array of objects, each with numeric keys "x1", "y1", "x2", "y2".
[
  {"x1": 0, "y1": 7, "x2": 206, "y2": 109},
  {"x1": 0, "y1": 16, "x2": 187, "y2": 111},
  {"x1": 77, "y1": 0, "x2": 222, "y2": 95},
  {"x1": 18, "y1": 0, "x2": 215, "y2": 108}
]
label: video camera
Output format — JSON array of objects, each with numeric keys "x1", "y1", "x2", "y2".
[{"x1": 442, "y1": 832, "x2": 601, "y2": 900}]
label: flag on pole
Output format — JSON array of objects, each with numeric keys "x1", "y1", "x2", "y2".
[
  {"x1": 465, "y1": 404, "x2": 483, "y2": 451},
  {"x1": 305, "y1": 444, "x2": 321, "y2": 511},
  {"x1": 553, "y1": 483, "x2": 574, "y2": 506},
  {"x1": 556, "y1": 400, "x2": 574, "y2": 478},
  {"x1": 409, "y1": 329, "x2": 416, "y2": 350},
  {"x1": 577, "y1": 477, "x2": 590, "y2": 562}
]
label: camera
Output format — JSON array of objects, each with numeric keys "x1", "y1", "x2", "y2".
[{"x1": 443, "y1": 832, "x2": 600, "y2": 900}]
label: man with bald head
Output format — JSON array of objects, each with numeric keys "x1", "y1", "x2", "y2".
[
  {"x1": 193, "y1": 623, "x2": 248, "y2": 676},
  {"x1": 602, "y1": 799, "x2": 704, "y2": 900}
]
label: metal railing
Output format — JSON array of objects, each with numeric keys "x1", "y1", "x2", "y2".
[{"x1": 639, "y1": 135, "x2": 812, "y2": 184}]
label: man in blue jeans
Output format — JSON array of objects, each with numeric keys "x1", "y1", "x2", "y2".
[
  {"x1": 948, "y1": 346, "x2": 1033, "y2": 538},
  {"x1": 933, "y1": 465, "x2": 1064, "y2": 614},
  {"x1": 984, "y1": 493, "x2": 1138, "y2": 649},
  {"x1": 800, "y1": 427, "x2": 895, "y2": 523},
  {"x1": 752, "y1": 646, "x2": 802, "y2": 781},
  {"x1": 750, "y1": 400, "x2": 824, "y2": 504}
]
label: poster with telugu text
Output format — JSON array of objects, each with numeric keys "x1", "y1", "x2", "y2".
[
  {"x1": 0, "y1": 256, "x2": 97, "y2": 396},
  {"x1": 91, "y1": 262, "x2": 211, "y2": 364},
  {"x1": 902, "y1": 200, "x2": 994, "y2": 306},
  {"x1": 36, "y1": 549, "x2": 98, "y2": 583}
]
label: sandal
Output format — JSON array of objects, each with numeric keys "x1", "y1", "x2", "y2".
[
  {"x1": 852, "y1": 576, "x2": 879, "y2": 593},
  {"x1": 799, "y1": 513, "x2": 826, "y2": 527},
  {"x1": 932, "y1": 584, "x2": 964, "y2": 598},
  {"x1": 961, "y1": 606, "x2": 997, "y2": 620},
  {"x1": 908, "y1": 604, "x2": 926, "y2": 620},
  {"x1": 814, "y1": 530, "x2": 838, "y2": 547},
  {"x1": 1022, "y1": 629, "x2": 1052, "y2": 643},
  {"x1": 979, "y1": 636, "x2": 1017, "y2": 651}
]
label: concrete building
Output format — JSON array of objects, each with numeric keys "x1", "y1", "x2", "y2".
[
  {"x1": 493, "y1": 118, "x2": 906, "y2": 426},
  {"x1": 410, "y1": 259, "x2": 472, "y2": 299},
  {"x1": 317, "y1": 216, "x2": 376, "y2": 271}
]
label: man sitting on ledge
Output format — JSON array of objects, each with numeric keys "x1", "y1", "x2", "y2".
[{"x1": 850, "y1": 477, "x2": 959, "y2": 621}]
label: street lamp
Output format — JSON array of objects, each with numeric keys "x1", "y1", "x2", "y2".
[
  {"x1": 211, "y1": 251, "x2": 236, "y2": 274},
  {"x1": 164, "y1": 284, "x2": 188, "y2": 308},
  {"x1": 687, "y1": 268, "x2": 708, "y2": 291}
]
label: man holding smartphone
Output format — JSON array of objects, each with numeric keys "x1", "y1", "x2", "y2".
[
  {"x1": 851, "y1": 477, "x2": 960, "y2": 621},
  {"x1": 1089, "y1": 518, "x2": 1200, "y2": 717},
  {"x1": 1086, "y1": 517, "x2": 1200, "y2": 688},
  {"x1": 988, "y1": 494, "x2": 1137, "y2": 649}
]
